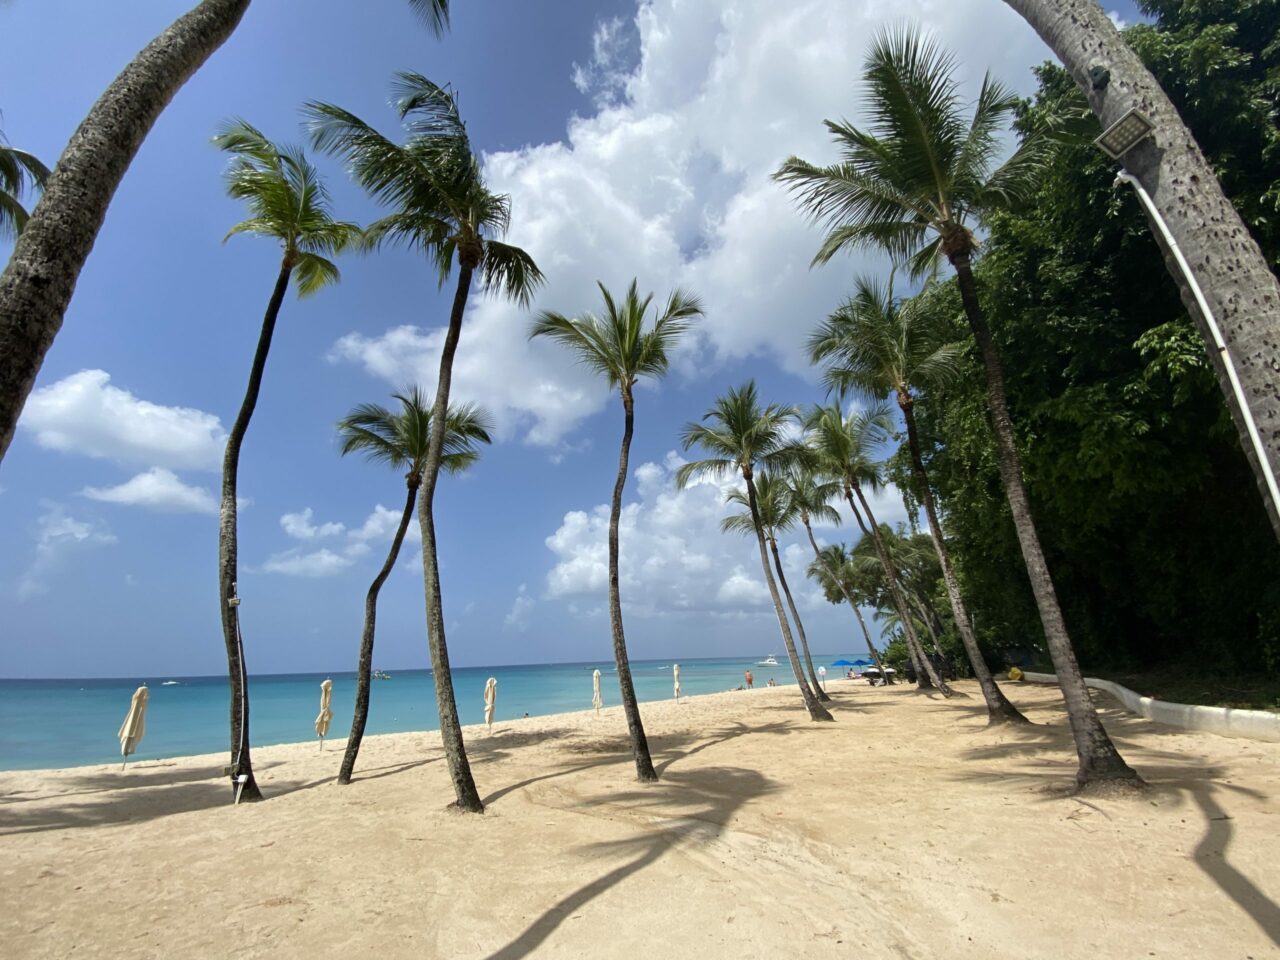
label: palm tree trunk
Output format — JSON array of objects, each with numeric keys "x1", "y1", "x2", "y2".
[
  {"x1": 767, "y1": 537, "x2": 830, "y2": 701},
  {"x1": 0, "y1": 0, "x2": 251, "y2": 464},
  {"x1": 900, "y1": 398, "x2": 1028, "y2": 723},
  {"x1": 417, "y1": 259, "x2": 484, "y2": 812},
  {"x1": 217, "y1": 257, "x2": 290, "y2": 803},
  {"x1": 952, "y1": 253, "x2": 1139, "y2": 788},
  {"x1": 338, "y1": 480, "x2": 417, "y2": 785},
  {"x1": 744, "y1": 470, "x2": 833, "y2": 721},
  {"x1": 611, "y1": 387, "x2": 658, "y2": 781},
  {"x1": 1003, "y1": 0, "x2": 1280, "y2": 542},
  {"x1": 844, "y1": 484, "x2": 952, "y2": 696}
]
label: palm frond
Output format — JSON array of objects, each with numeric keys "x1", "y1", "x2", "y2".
[{"x1": 406, "y1": 0, "x2": 451, "y2": 37}]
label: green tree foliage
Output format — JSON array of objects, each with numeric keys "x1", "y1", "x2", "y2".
[{"x1": 907, "y1": 3, "x2": 1280, "y2": 676}]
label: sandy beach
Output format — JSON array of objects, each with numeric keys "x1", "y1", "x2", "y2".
[{"x1": 2, "y1": 679, "x2": 1277, "y2": 959}]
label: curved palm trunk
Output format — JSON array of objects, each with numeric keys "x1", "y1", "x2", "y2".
[
  {"x1": 418, "y1": 259, "x2": 484, "y2": 812},
  {"x1": 744, "y1": 470, "x2": 833, "y2": 721},
  {"x1": 338, "y1": 480, "x2": 418, "y2": 784},
  {"x1": 900, "y1": 397, "x2": 1028, "y2": 723},
  {"x1": 611, "y1": 387, "x2": 658, "y2": 781},
  {"x1": 1003, "y1": 0, "x2": 1280, "y2": 542},
  {"x1": 217, "y1": 257, "x2": 290, "y2": 803},
  {"x1": 844, "y1": 484, "x2": 951, "y2": 696},
  {"x1": 767, "y1": 536, "x2": 830, "y2": 701},
  {"x1": 0, "y1": 0, "x2": 251, "y2": 464},
  {"x1": 953, "y1": 254, "x2": 1138, "y2": 788},
  {"x1": 802, "y1": 520, "x2": 893, "y2": 683}
]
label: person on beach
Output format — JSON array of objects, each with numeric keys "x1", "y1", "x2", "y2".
[{"x1": 745, "y1": 670, "x2": 754, "y2": 689}]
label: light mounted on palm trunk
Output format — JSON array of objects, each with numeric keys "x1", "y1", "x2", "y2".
[{"x1": 1093, "y1": 107, "x2": 1155, "y2": 159}]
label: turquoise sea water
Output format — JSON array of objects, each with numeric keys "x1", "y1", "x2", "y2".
[{"x1": 0, "y1": 655, "x2": 857, "y2": 771}]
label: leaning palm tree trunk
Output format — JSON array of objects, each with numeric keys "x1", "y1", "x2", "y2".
[
  {"x1": 338, "y1": 481, "x2": 417, "y2": 784},
  {"x1": 611, "y1": 388, "x2": 658, "y2": 780},
  {"x1": 901, "y1": 400, "x2": 1027, "y2": 723},
  {"x1": 954, "y1": 254, "x2": 1138, "y2": 787},
  {"x1": 745, "y1": 474, "x2": 833, "y2": 721},
  {"x1": 845, "y1": 486, "x2": 951, "y2": 695},
  {"x1": 0, "y1": 0, "x2": 251, "y2": 464},
  {"x1": 767, "y1": 538, "x2": 830, "y2": 701},
  {"x1": 218, "y1": 257, "x2": 291, "y2": 803},
  {"x1": 418, "y1": 259, "x2": 484, "y2": 812},
  {"x1": 1003, "y1": 0, "x2": 1280, "y2": 542},
  {"x1": 803, "y1": 525, "x2": 893, "y2": 683}
]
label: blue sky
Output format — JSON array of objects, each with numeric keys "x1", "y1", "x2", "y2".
[{"x1": 0, "y1": 0, "x2": 1145, "y2": 678}]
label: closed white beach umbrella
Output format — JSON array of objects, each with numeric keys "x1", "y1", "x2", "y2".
[
  {"x1": 673, "y1": 663, "x2": 681, "y2": 702},
  {"x1": 484, "y1": 677, "x2": 497, "y2": 732},
  {"x1": 315, "y1": 678, "x2": 333, "y2": 749},
  {"x1": 118, "y1": 685, "x2": 149, "y2": 770},
  {"x1": 592, "y1": 669, "x2": 603, "y2": 717}
]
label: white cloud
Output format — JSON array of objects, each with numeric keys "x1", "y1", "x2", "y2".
[
  {"x1": 280, "y1": 507, "x2": 345, "y2": 540},
  {"x1": 19, "y1": 370, "x2": 227, "y2": 470},
  {"x1": 81, "y1": 468, "x2": 217, "y2": 514},
  {"x1": 330, "y1": 1, "x2": 1048, "y2": 447},
  {"x1": 18, "y1": 501, "x2": 117, "y2": 599},
  {"x1": 1107, "y1": 10, "x2": 1127, "y2": 30},
  {"x1": 261, "y1": 548, "x2": 353, "y2": 578},
  {"x1": 504, "y1": 583, "x2": 535, "y2": 631}
]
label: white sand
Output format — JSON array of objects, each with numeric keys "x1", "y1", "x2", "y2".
[{"x1": 2, "y1": 679, "x2": 1278, "y2": 959}]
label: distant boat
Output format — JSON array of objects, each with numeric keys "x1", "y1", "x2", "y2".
[
  {"x1": 161, "y1": 681, "x2": 180, "y2": 686},
  {"x1": 757, "y1": 655, "x2": 779, "y2": 666},
  {"x1": 373, "y1": 670, "x2": 391, "y2": 680}
]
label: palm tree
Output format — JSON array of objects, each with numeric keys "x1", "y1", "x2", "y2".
[
  {"x1": 0, "y1": 0, "x2": 452, "y2": 465},
  {"x1": 722, "y1": 472, "x2": 831, "y2": 701},
  {"x1": 530, "y1": 280, "x2": 702, "y2": 781},
  {"x1": 0, "y1": 127, "x2": 50, "y2": 239},
  {"x1": 212, "y1": 121, "x2": 359, "y2": 802},
  {"x1": 806, "y1": 542, "x2": 894, "y2": 682},
  {"x1": 803, "y1": 401, "x2": 951, "y2": 696},
  {"x1": 776, "y1": 26, "x2": 1139, "y2": 788},
  {"x1": 813, "y1": 276, "x2": 1028, "y2": 724},
  {"x1": 677, "y1": 382, "x2": 833, "y2": 722},
  {"x1": 335, "y1": 389, "x2": 492, "y2": 785},
  {"x1": 306, "y1": 75, "x2": 543, "y2": 812},
  {"x1": 1004, "y1": 0, "x2": 1280, "y2": 540}
]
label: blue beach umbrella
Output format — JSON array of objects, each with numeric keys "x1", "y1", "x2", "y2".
[
  {"x1": 830, "y1": 659, "x2": 856, "y2": 667},
  {"x1": 851, "y1": 658, "x2": 874, "y2": 667}
]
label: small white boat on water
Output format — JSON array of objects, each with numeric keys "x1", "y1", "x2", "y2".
[
  {"x1": 161, "y1": 681, "x2": 180, "y2": 686},
  {"x1": 756, "y1": 655, "x2": 779, "y2": 666}
]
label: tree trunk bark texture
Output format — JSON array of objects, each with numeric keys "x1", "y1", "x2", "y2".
[
  {"x1": 0, "y1": 0, "x2": 252, "y2": 465},
  {"x1": 217, "y1": 257, "x2": 290, "y2": 803},
  {"x1": 768, "y1": 537, "x2": 831, "y2": 701},
  {"x1": 339, "y1": 480, "x2": 417, "y2": 785},
  {"x1": 953, "y1": 254, "x2": 1139, "y2": 788},
  {"x1": 744, "y1": 471, "x2": 833, "y2": 721},
  {"x1": 1003, "y1": 0, "x2": 1280, "y2": 541},
  {"x1": 610, "y1": 387, "x2": 658, "y2": 781},
  {"x1": 418, "y1": 260, "x2": 484, "y2": 813},
  {"x1": 900, "y1": 398, "x2": 1028, "y2": 723}
]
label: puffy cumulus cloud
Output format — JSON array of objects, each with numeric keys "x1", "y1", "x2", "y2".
[
  {"x1": 330, "y1": 1, "x2": 1047, "y2": 447},
  {"x1": 262, "y1": 503, "x2": 419, "y2": 577},
  {"x1": 81, "y1": 468, "x2": 217, "y2": 514},
  {"x1": 19, "y1": 370, "x2": 226, "y2": 470},
  {"x1": 17, "y1": 501, "x2": 117, "y2": 599},
  {"x1": 504, "y1": 583, "x2": 535, "y2": 631}
]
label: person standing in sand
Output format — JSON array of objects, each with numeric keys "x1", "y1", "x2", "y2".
[{"x1": 745, "y1": 669, "x2": 754, "y2": 689}]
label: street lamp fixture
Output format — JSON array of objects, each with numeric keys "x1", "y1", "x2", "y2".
[{"x1": 1093, "y1": 107, "x2": 1155, "y2": 159}]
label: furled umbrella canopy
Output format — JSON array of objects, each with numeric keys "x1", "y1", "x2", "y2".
[
  {"x1": 315, "y1": 679, "x2": 333, "y2": 749},
  {"x1": 484, "y1": 677, "x2": 497, "y2": 733},
  {"x1": 673, "y1": 663, "x2": 681, "y2": 702},
  {"x1": 592, "y1": 669, "x2": 603, "y2": 717},
  {"x1": 118, "y1": 686, "x2": 149, "y2": 770}
]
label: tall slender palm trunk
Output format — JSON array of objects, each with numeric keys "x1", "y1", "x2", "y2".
[
  {"x1": 0, "y1": 0, "x2": 251, "y2": 464},
  {"x1": 744, "y1": 471, "x2": 833, "y2": 721},
  {"x1": 611, "y1": 387, "x2": 658, "y2": 781},
  {"x1": 339, "y1": 480, "x2": 418, "y2": 784},
  {"x1": 844, "y1": 484, "x2": 952, "y2": 695},
  {"x1": 802, "y1": 519, "x2": 893, "y2": 682},
  {"x1": 767, "y1": 536, "x2": 830, "y2": 701},
  {"x1": 218, "y1": 257, "x2": 291, "y2": 803},
  {"x1": 900, "y1": 396, "x2": 1027, "y2": 723},
  {"x1": 1003, "y1": 0, "x2": 1280, "y2": 542},
  {"x1": 418, "y1": 258, "x2": 484, "y2": 813},
  {"x1": 953, "y1": 254, "x2": 1138, "y2": 787}
]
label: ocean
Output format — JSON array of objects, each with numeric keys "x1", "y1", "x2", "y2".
[{"x1": 0, "y1": 654, "x2": 857, "y2": 771}]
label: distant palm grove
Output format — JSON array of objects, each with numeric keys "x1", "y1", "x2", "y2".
[{"x1": 2, "y1": 0, "x2": 1278, "y2": 803}]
